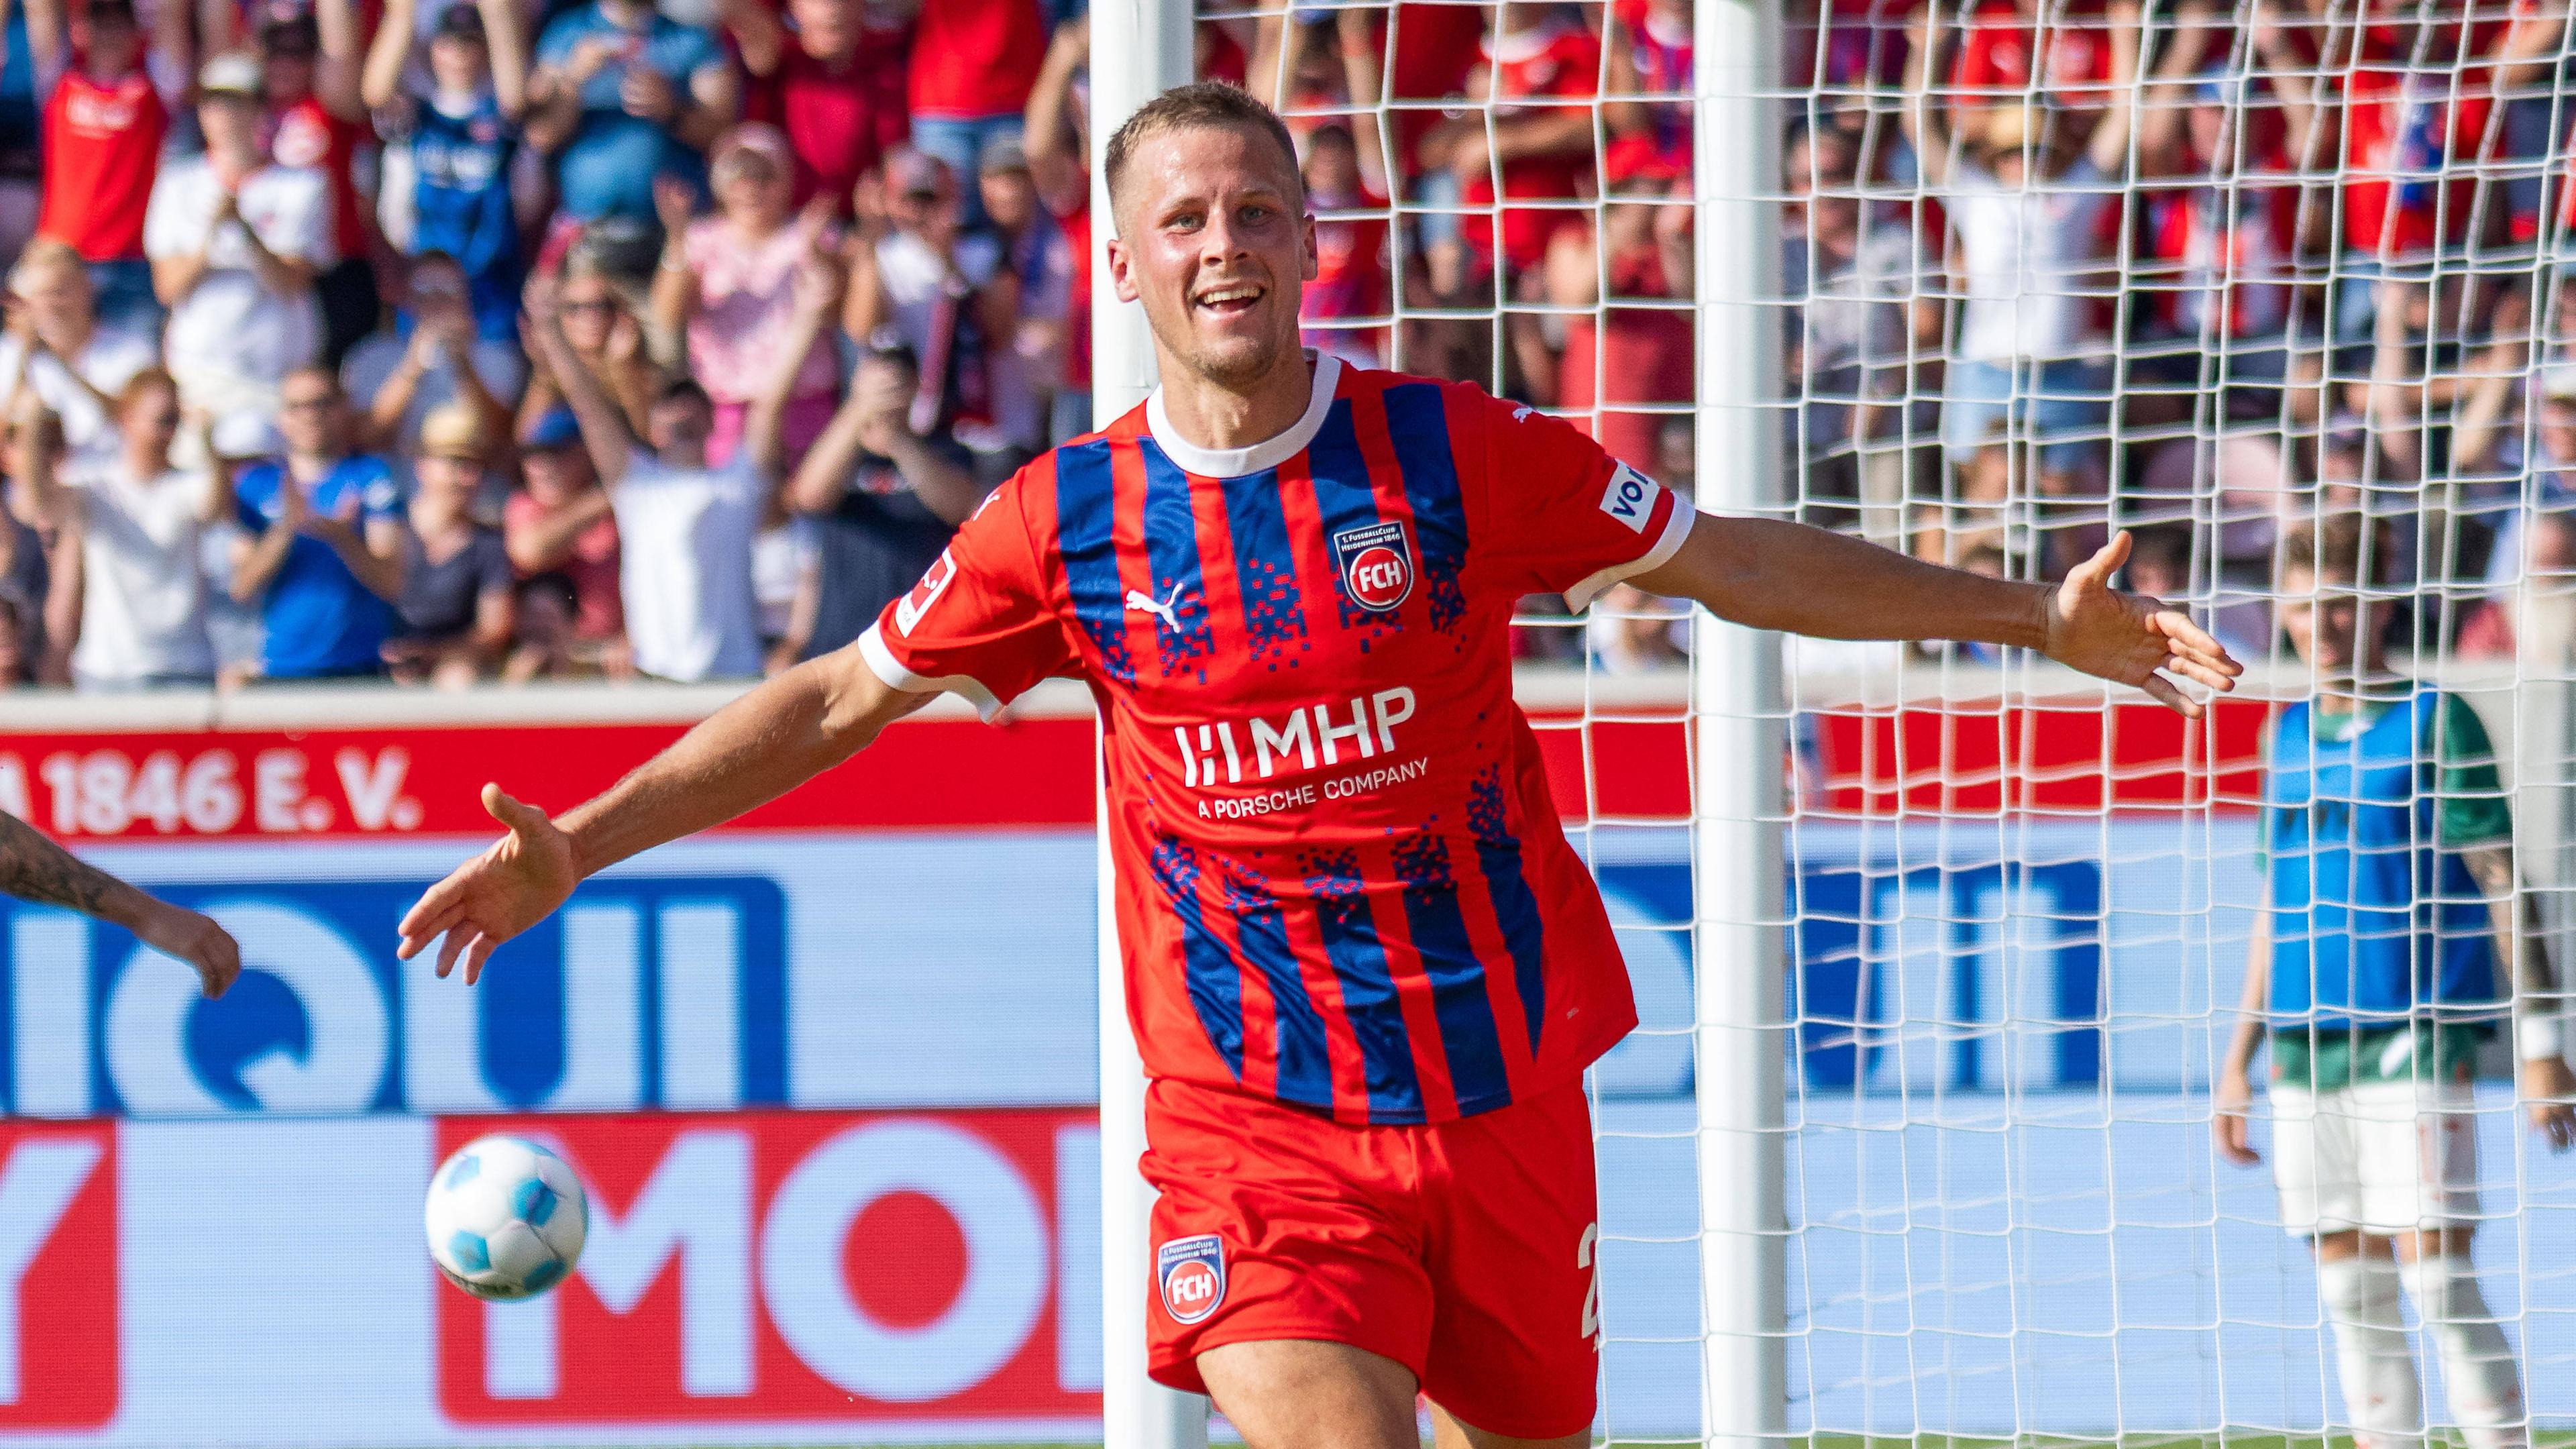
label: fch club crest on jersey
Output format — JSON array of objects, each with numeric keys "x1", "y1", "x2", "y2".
[
  {"x1": 1331, "y1": 521, "x2": 1415, "y2": 612},
  {"x1": 1158, "y1": 1234, "x2": 1226, "y2": 1324}
]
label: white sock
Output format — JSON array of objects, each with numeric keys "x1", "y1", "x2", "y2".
[
  {"x1": 2319, "y1": 1253, "x2": 2424, "y2": 1449},
  {"x1": 2400, "y1": 1253, "x2": 2528, "y2": 1449}
]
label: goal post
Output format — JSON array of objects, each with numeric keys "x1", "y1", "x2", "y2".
[
  {"x1": 1693, "y1": 3, "x2": 1794, "y2": 1449},
  {"x1": 1090, "y1": 2, "x2": 1210, "y2": 1445}
]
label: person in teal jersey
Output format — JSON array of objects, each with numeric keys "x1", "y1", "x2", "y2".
[{"x1": 2217, "y1": 511, "x2": 2576, "y2": 1449}]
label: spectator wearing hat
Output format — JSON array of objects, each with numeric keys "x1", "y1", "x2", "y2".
[
  {"x1": 502, "y1": 404, "x2": 624, "y2": 667},
  {"x1": 145, "y1": 52, "x2": 333, "y2": 425},
  {"x1": 651, "y1": 123, "x2": 842, "y2": 468},
  {"x1": 517, "y1": 237, "x2": 660, "y2": 439},
  {"x1": 21, "y1": 0, "x2": 183, "y2": 334},
  {"x1": 22, "y1": 370, "x2": 230, "y2": 689},
  {"x1": 256, "y1": 0, "x2": 377, "y2": 364},
  {"x1": 845, "y1": 147, "x2": 1018, "y2": 482},
  {"x1": 1903, "y1": 1, "x2": 2139, "y2": 532},
  {"x1": 387, "y1": 402, "x2": 514, "y2": 686},
  {"x1": 228, "y1": 364, "x2": 407, "y2": 680},
  {"x1": 362, "y1": 0, "x2": 533, "y2": 343},
  {"x1": 777, "y1": 333, "x2": 977, "y2": 664},
  {"x1": 527, "y1": 248, "x2": 833, "y2": 683},
  {"x1": 718, "y1": 0, "x2": 908, "y2": 216},
  {"x1": 906, "y1": 0, "x2": 1046, "y2": 230},
  {"x1": 0, "y1": 239, "x2": 160, "y2": 478},
  {"x1": 525, "y1": 0, "x2": 737, "y2": 223},
  {"x1": 343, "y1": 250, "x2": 523, "y2": 468}
]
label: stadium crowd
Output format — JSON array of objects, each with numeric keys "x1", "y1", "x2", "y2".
[{"x1": 1, "y1": 0, "x2": 2569, "y2": 690}]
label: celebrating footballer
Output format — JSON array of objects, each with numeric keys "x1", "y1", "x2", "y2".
[{"x1": 398, "y1": 83, "x2": 2241, "y2": 1449}]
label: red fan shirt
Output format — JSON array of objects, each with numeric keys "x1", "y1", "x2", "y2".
[
  {"x1": 1461, "y1": 17, "x2": 1600, "y2": 272},
  {"x1": 861, "y1": 358, "x2": 1694, "y2": 1124},
  {"x1": 908, "y1": 0, "x2": 1046, "y2": 120},
  {"x1": 38, "y1": 64, "x2": 168, "y2": 262},
  {"x1": 743, "y1": 28, "x2": 912, "y2": 213}
]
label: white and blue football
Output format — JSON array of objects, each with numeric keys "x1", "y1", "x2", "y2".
[{"x1": 425, "y1": 1135, "x2": 588, "y2": 1301}]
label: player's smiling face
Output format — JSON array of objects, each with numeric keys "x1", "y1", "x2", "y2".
[{"x1": 1110, "y1": 123, "x2": 1319, "y2": 389}]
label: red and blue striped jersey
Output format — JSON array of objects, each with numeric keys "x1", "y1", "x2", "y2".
[{"x1": 859, "y1": 356, "x2": 1694, "y2": 1124}]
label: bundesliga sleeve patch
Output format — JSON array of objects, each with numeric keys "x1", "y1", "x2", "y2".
[
  {"x1": 1157, "y1": 1234, "x2": 1227, "y2": 1325},
  {"x1": 1599, "y1": 463, "x2": 1664, "y2": 534},
  {"x1": 893, "y1": 548, "x2": 959, "y2": 635}
]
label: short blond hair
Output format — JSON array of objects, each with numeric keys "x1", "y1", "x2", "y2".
[
  {"x1": 9, "y1": 238, "x2": 87, "y2": 298},
  {"x1": 1103, "y1": 81, "x2": 1303, "y2": 219}
]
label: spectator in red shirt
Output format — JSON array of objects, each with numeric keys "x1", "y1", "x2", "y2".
[
  {"x1": 1020, "y1": 11, "x2": 1089, "y2": 444},
  {"x1": 258, "y1": 0, "x2": 379, "y2": 366},
  {"x1": 502, "y1": 405, "x2": 629, "y2": 677},
  {"x1": 720, "y1": 0, "x2": 909, "y2": 216},
  {"x1": 1546, "y1": 176, "x2": 1694, "y2": 477},
  {"x1": 23, "y1": 0, "x2": 179, "y2": 335},
  {"x1": 1428, "y1": 5, "x2": 1597, "y2": 290},
  {"x1": 905, "y1": 0, "x2": 1046, "y2": 228},
  {"x1": 2257, "y1": 3, "x2": 2563, "y2": 342}
]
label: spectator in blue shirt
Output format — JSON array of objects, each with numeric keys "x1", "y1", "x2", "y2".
[
  {"x1": 523, "y1": 0, "x2": 737, "y2": 222},
  {"x1": 362, "y1": 0, "x2": 533, "y2": 341},
  {"x1": 227, "y1": 365, "x2": 409, "y2": 678}
]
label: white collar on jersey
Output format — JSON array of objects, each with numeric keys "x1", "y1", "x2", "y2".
[{"x1": 1145, "y1": 350, "x2": 1342, "y2": 480}]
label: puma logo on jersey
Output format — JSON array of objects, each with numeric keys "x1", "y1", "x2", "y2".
[
  {"x1": 1512, "y1": 404, "x2": 1536, "y2": 423},
  {"x1": 1125, "y1": 582, "x2": 1188, "y2": 631}
]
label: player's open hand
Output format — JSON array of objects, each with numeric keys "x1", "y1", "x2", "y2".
[
  {"x1": 2521, "y1": 1055, "x2": 2576, "y2": 1150},
  {"x1": 2042, "y1": 532, "x2": 2243, "y2": 717},
  {"x1": 136, "y1": 902, "x2": 241, "y2": 1000},
  {"x1": 396, "y1": 784, "x2": 579, "y2": 985},
  {"x1": 2212, "y1": 1065, "x2": 2261, "y2": 1166}
]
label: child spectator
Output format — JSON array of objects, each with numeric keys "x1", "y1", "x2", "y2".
[
  {"x1": 146, "y1": 53, "x2": 333, "y2": 425},
  {"x1": 387, "y1": 402, "x2": 515, "y2": 686},
  {"x1": 517, "y1": 236, "x2": 661, "y2": 439},
  {"x1": 255, "y1": 0, "x2": 374, "y2": 364},
  {"x1": 228, "y1": 365, "x2": 407, "y2": 680},
  {"x1": 22, "y1": 0, "x2": 180, "y2": 333},
  {"x1": 502, "y1": 405, "x2": 624, "y2": 666},
  {"x1": 526, "y1": 0, "x2": 737, "y2": 223},
  {"x1": 0, "y1": 239, "x2": 160, "y2": 476},
  {"x1": 23, "y1": 371, "x2": 230, "y2": 688},
  {"x1": 651, "y1": 125, "x2": 842, "y2": 466},
  {"x1": 720, "y1": 0, "x2": 908, "y2": 215},
  {"x1": 906, "y1": 0, "x2": 1046, "y2": 228},
  {"x1": 779, "y1": 333, "x2": 977, "y2": 663},
  {"x1": 343, "y1": 250, "x2": 525, "y2": 468},
  {"x1": 362, "y1": 0, "x2": 533, "y2": 341},
  {"x1": 527, "y1": 248, "x2": 831, "y2": 682}
]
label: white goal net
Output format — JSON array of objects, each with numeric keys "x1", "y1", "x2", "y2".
[{"x1": 1207, "y1": 0, "x2": 2576, "y2": 1444}]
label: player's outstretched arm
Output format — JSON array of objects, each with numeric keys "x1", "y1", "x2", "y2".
[
  {"x1": 396, "y1": 647, "x2": 938, "y2": 983},
  {"x1": 1631, "y1": 521, "x2": 2243, "y2": 716},
  {"x1": 0, "y1": 810, "x2": 240, "y2": 998}
]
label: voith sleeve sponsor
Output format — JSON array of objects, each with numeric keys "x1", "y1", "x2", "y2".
[
  {"x1": 1466, "y1": 393, "x2": 1695, "y2": 612},
  {"x1": 860, "y1": 480, "x2": 1077, "y2": 721}
]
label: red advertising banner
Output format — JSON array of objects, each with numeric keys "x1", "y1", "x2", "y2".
[
  {"x1": 432, "y1": 1110, "x2": 1096, "y2": 1429},
  {"x1": 0, "y1": 1122, "x2": 118, "y2": 1431}
]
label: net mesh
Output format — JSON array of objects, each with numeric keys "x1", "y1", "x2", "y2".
[{"x1": 1214, "y1": 0, "x2": 2576, "y2": 1442}]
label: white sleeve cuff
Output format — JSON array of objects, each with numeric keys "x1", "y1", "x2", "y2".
[
  {"x1": 856, "y1": 623, "x2": 1006, "y2": 722},
  {"x1": 1562, "y1": 502, "x2": 1697, "y2": 614},
  {"x1": 2519, "y1": 1013, "x2": 2565, "y2": 1063}
]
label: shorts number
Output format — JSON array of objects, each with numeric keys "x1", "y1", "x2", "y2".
[{"x1": 1577, "y1": 1222, "x2": 1601, "y2": 1344}]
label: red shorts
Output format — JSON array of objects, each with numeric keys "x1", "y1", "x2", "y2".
[{"x1": 1141, "y1": 1076, "x2": 1600, "y2": 1440}]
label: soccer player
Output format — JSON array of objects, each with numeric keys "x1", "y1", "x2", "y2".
[
  {"x1": 2216, "y1": 513, "x2": 2575, "y2": 1449},
  {"x1": 0, "y1": 810, "x2": 238, "y2": 998},
  {"x1": 398, "y1": 83, "x2": 2239, "y2": 1449}
]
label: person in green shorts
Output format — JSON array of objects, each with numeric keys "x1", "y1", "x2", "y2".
[{"x1": 2216, "y1": 512, "x2": 2576, "y2": 1449}]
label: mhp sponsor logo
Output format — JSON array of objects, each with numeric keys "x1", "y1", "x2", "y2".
[{"x1": 0, "y1": 877, "x2": 787, "y2": 1118}]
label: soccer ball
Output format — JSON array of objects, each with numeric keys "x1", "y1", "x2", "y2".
[{"x1": 425, "y1": 1134, "x2": 588, "y2": 1300}]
